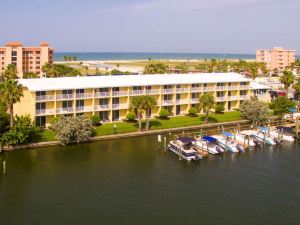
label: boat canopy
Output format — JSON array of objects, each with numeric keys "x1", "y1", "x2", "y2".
[
  {"x1": 257, "y1": 126, "x2": 268, "y2": 132},
  {"x1": 202, "y1": 136, "x2": 217, "y2": 142},
  {"x1": 276, "y1": 126, "x2": 294, "y2": 133},
  {"x1": 221, "y1": 132, "x2": 234, "y2": 137},
  {"x1": 240, "y1": 130, "x2": 255, "y2": 136},
  {"x1": 177, "y1": 137, "x2": 196, "y2": 143}
]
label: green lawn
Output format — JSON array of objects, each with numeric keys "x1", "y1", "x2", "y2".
[{"x1": 37, "y1": 111, "x2": 242, "y2": 142}]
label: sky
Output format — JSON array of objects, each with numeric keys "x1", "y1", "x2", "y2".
[{"x1": 0, "y1": 0, "x2": 299, "y2": 53}]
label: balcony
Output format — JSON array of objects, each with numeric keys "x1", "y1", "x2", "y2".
[
  {"x1": 76, "y1": 93, "x2": 93, "y2": 99},
  {"x1": 36, "y1": 95, "x2": 55, "y2": 102},
  {"x1": 76, "y1": 106, "x2": 93, "y2": 112},
  {"x1": 94, "y1": 104, "x2": 110, "y2": 111},
  {"x1": 112, "y1": 91, "x2": 128, "y2": 97},
  {"x1": 228, "y1": 96, "x2": 239, "y2": 101},
  {"x1": 129, "y1": 90, "x2": 145, "y2": 95},
  {"x1": 227, "y1": 86, "x2": 239, "y2": 90},
  {"x1": 203, "y1": 87, "x2": 214, "y2": 92},
  {"x1": 56, "y1": 94, "x2": 74, "y2": 100},
  {"x1": 162, "y1": 100, "x2": 173, "y2": 106},
  {"x1": 240, "y1": 95, "x2": 250, "y2": 100},
  {"x1": 191, "y1": 87, "x2": 202, "y2": 92},
  {"x1": 176, "y1": 88, "x2": 189, "y2": 93},
  {"x1": 95, "y1": 92, "x2": 110, "y2": 98},
  {"x1": 190, "y1": 98, "x2": 199, "y2": 104},
  {"x1": 176, "y1": 99, "x2": 190, "y2": 105},
  {"x1": 56, "y1": 107, "x2": 74, "y2": 114},
  {"x1": 162, "y1": 89, "x2": 174, "y2": 94},
  {"x1": 112, "y1": 104, "x2": 128, "y2": 109},
  {"x1": 216, "y1": 86, "x2": 226, "y2": 91},
  {"x1": 146, "y1": 89, "x2": 160, "y2": 95},
  {"x1": 216, "y1": 97, "x2": 226, "y2": 102},
  {"x1": 36, "y1": 109, "x2": 55, "y2": 116},
  {"x1": 240, "y1": 85, "x2": 250, "y2": 90}
]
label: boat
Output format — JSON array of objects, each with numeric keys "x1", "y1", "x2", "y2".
[
  {"x1": 270, "y1": 126, "x2": 295, "y2": 142},
  {"x1": 234, "y1": 131, "x2": 257, "y2": 147},
  {"x1": 257, "y1": 126, "x2": 282, "y2": 145},
  {"x1": 240, "y1": 129, "x2": 277, "y2": 146},
  {"x1": 212, "y1": 132, "x2": 244, "y2": 153},
  {"x1": 193, "y1": 135, "x2": 224, "y2": 155},
  {"x1": 168, "y1": 137, "x2": 203, "y2": 161}
]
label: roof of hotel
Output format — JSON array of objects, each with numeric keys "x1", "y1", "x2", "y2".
[
  {"x1": 250, "y1": 82, "x2": 270, "y2": 90},
  {"x1": 18, "y1": 73, "x2": 250, "y2": 91},
  {"x1": 5, "y1": 41, "x2": 23, "y2": 46}
]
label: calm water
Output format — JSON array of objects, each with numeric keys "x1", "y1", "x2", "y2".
[
  {"x1": 54, "y1": 52, "x2": 256, "y2": 62},
  {"x1": 1, "y1": 135, "x2": 300, "y2": 225}
]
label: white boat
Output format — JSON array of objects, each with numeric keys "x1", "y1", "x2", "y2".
[
  {"x1": 270, "y1": 127, "x2": 295, "y2": 142},
  {"x1": 193, "y1": 136, "x2": 224, "y2": 155},
  {"x1": 241, "y1": 129, "x2": 277, "y2": 146},
  {"x1": 212, "y1": 133, "x2": 244, "y2": 153},
  {"x1": 168, "y1": 137, "x2": 203, "y2": 161},
  {"x1": 234, "y1": 132, "x2": 257, "y2": 147}
]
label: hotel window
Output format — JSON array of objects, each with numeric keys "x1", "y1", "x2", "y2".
[
  {"x1": 99, "y1": 98, "x2": 109, "y2": 106},
  {"x1": 62, "y1": 101, "x2": 73, "y2": 109},
  {"x1": 176, "y1": 84, "x2": 180, "y2": 88},
  {"x1": 36, "y1": 102, "x2": 46, "y2": 111},
  {"x1": 164, "y1": 85, "x2": 172, "y2": 89},
  {"x1": 164, "y1": 94, "x2": 172, "y2": 101},
  {"x1": 62, "y1": 90, "x2": 73, "y2": 95},
  {"x1": 76, "y1": 100, "x2": 84, "y2": 108},
  {"x1": 192, "y1": 93, "x2": 199, "y2": 99},
  {"x1": 99, "y1": 111, "x2": 109, "y2": 121},
  {"x1": 112, "y1": 110, "x2": 119, "y2": 121},
  {"x1": 36, "y1": 91, "x2": 46, "y2": 97},
  {"x1": 192, "y1": 83, "x2": 200, "y2": 87},
  {"x1": 35, "y1": 116, "x2": 46, "y2": 127},
  {"x1": 176, "y1": 94, "x2": 180, "y2": 100},
  {"x1": 99, "y1": 88, "x2": 109, "y2": 93},
  {"x1": 228, "y1": 91, "x2": 231, "y2": 97},
  {"x1": 240, "y1": 82, "x2": 247, "y2": 86},
  {"x1": 112, "y1": 98, "x2": 119, "y2": 104},
  {"x1": 76, "y1": 89, "x2": 84, "y2": 94},
  {"x1": 203, "y1": 83, "x2": 208, "y2": 87},
  {"x1": 164, "y1": 106, "x2": 173, "y2": 114},
  {"x1": 146, "y1": 86, "x2": 152, "y2": 90},
  {"x1": 217, "y1": 92, "x2": 224, "y2": 97},
  {"x1": 36, "y1": 61, "x2": 40, "y2": 64},
  {"x1": 217, "y1": 83, "x2": 224, "y2": 87},
  {"x1": 240, "y1": 90, "x2": 247, "y2": 96},
  {"x1": 112, "y1": 87, "x2": 119, "y2": 92},
  {"x1": 133, "y1": 86, "x2": 142, "y2": 90}
]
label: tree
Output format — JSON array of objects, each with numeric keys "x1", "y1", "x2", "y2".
[
  {"x1": 2, "y1": 64, "x2": 18, "y2": 80},
  {"x1": 129, "y1": 96, "x2": 145, "y2": 131},
  {"x1": 23, "y1": 72, "x2": 39, "y2": 79},
  {"x1": 126, "y1": 112, "x2": 136, "y2": 121},
  {"x1": 240, "y1": 100, "x2": 270, "y2": 124},
  {"x1": 95, "y1": 68, "x2": 101, "y2": 75},
  {"x1": 144, "y1": 63, "x2": 167, "y2": 74},
  {"x1": 279, "y1": 70, "x2": 294, "y2": 94},
  {"x1": 293, "y1": 78, "x2": 300, "y2": 93},
  {"x1": 142, "y1": 95, "x2": 157, "y2": 130},
  {"x1": 42, "y1": 63, "x2": 81, "y2": 77},
  {"x1": 159, "y1": 108, "x2": 170, "y2": 118},
  {"x1": 51, "y1": 116, "x2": 94, "y2": 145},
  {"x1": 214, "y1": 104, "x2": 225, "y2": 114},
  {"x1": 0, "y1": 79, "x2": 23, "y2": 127},
  {"x1": 90, "y1": 115, "x2": 101, "y2": 126},
  {"x1": 0, "y1": 103, "x2": 9, "y2": 137},
  {"x1": 198, "y1": 94, "x2": 215, "y2": 123},
  {"x1": 111, "y1": 69, "x2": 123, "y2": 75},
  {"x1": 269, "y1": 96, "x2": 296, "y2": 116},
  {"x1": 188, "y1": 107, "x2": 198, "y2": 116}
]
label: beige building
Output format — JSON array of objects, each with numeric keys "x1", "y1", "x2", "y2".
[
  {"x1": 256, "y1": 47, "x2": 296, "y2": 72},
  {"x1": 14, "y1": 73, "x2": 261, "y2": 127},
  {"x1": 0, "y1": 42, "x2": 54, "y2": 77}
]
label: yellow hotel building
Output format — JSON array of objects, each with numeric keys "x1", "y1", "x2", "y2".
[{"x1": 16, "y1": 73, "x2": 256, "y2": 127}]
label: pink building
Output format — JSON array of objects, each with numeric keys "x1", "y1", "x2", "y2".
[
  {"x1": 256, "y1": 47, "x2": 296, "y2": 72},
  {"x1": 0, "y1": 42, "x2": 54, "y2": 78}
]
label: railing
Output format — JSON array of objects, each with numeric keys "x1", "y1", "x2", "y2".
[
  {"x1": 176, "y1": 88, "x2": 189, "y2": 93},
  {"x1": 145, "y1": 89, "x2": 160, "y2": 94},
  {"x1": 203, "y1": 87, "x2": 214, "y2": 92},
  {"x1": 56, "y1": 107, "x2": 74, "y2": 114},
  {"x1": 76, "y1": 106, "x2": 93, "y2": 112},
  {"x1": 36, "y1": 95, "x2": 55, "y2": 102},
  {"x1": 216, "y1": 97, "x2": 226, "y2": 102},
  {"x1": 240, "y1": 85, "x2": 250, "y2": 89},
  {"x1": 56, "y1": 94, "x2": 74, "y2": 100},
  {"x1": 129, "y1": 90, "x2": 144, "y2": 95},
  {"x1": 112, "y1": 104, "x2": 128, "y2": 109},
  {"x1": 95, "y1": 92, "x2": 110, "y2": 98},
  {"x1": 162, "y1": 89, "x2": 174, "y2": 94},
  {"x1": 176, "y1": 99, "x2": 190, "y2": 105},
  {"x1": 112, "y1": 91, "x2": 128, "y2": 96},
  {"x1": 36, "y1": 109, "x2": 55, "y2": 116},
  {"x1": 94, "y1": 105, "x2": 110, "y2": 110},
  {"x1": 240, "y1": 95, "x2": 249, "y2": 100},
  {"x1": 76, "y1": 93, "x2": 93, "y2": 99},
  {"x1": 227, "y1": 86, "x2": 239, "y2": 90},
  {"x1": 191, "y1": 87, "x2": 202, "y2": 92},
  {"x1": 228, "y1": 96, "x2": 239, "y2": 101},
  {"x1": 162, "y1": 100, "x2": 173, "y2": 106},
  {"x1": 190, "y1": 98, "x2": 199, "y2": 104},
  {"x1": 216, "y1": 86, "x2": 226, "y2": 90}
]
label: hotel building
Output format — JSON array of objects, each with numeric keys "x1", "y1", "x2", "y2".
[
  {"x1": 0, "y1": 42, "x2": 54, "y2": 77},
  {"x1": 15, "y1": 73, "x2": 265, "y2": 127},
  {"x1": 256, "y1": 47, "x2": 296, "y2": 72}
]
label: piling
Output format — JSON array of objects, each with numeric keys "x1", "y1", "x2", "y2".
[
  {"x1": 163, "y1": 136, "x2": 167, "y2": 151},
  {"x1": 3, "y1": 161, "x2": 6, "y2": 175}
]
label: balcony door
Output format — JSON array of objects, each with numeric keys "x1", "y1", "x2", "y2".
[
  {"x1": 62, "y1": 100, "x2": 73, "y2": 109},
  {"x1": 36, "y1": 102, "x2": 46, "y2": 111}
]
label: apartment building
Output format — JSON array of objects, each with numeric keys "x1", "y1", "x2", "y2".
[
  {"x1": 0, "y1": 42, "x2": 54, "y2": 77},
  {"x1": 15, "y1": 73, "x2": 254, "y2": 127},
  {"x1": 256, "y1": 47, "x2": 296, "y2": 72}
]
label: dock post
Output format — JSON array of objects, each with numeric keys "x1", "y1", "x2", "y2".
[
  {"x1": 164, "y1": 136, "x2": 167, "y2": 151},
  {"x1": 0, "y1": 142, "x2": 2, "y2": 154},
  {"x1": 3, "y1": 161, "x2": 6, "y2": 175}
]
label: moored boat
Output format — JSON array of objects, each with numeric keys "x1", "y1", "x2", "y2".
[
  {"x1": 212, "y1": 133, "x2": 244, "y2": 153},
  {"x1": 193, "y1": 135, "x2": 224, "y2": 155}
]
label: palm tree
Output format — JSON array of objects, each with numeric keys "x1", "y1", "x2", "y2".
[
  {"x1": 198, "y1": 93, "x2": 215, "y2": 124},
  {"x1": 280, "y1": 70, "x2": 295, "y2": 94},
  {"x1": 129, "y1": 96, "x2": 145, "y2": 131},
  {"x1": 42, "y1": 62, "x2": 53, "y2": 77},
  {"x1": 0, "y1": 79, "x2": 23, "y2": 127},
  {"x1": 142, "y1": 95, "x2": 157, "y2": 130},
  {"x1": 2, "y1": 64, "x2": 18, "y2": 80}
]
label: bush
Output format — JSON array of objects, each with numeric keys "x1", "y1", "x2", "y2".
[
  {"x1": 240, "y1": 100, "x2": 270, "y2": 124},
  {"x1": 90, "y1": 115, "x2": 101, "y2": 126},
  {"x1": 269, "y1": 96, "x2": 296, "y2": 116},
  {"x1": 49, "y1": 116, "x2": 61, "y2": 130},
  {"x1": 159, "y1": 108, "x2": 170, "y2": 118},
  {"x1": 215, "y1": 104, "x2": 225, "y2": 114},
  {"x1": 1, "y1": 115, "x2": 37, "y2": 145},
  {"x1": 126, "y1": 112, "x2": 137, "y2": 121},
  {"x1": 51, "y1": 116, "x2": 94, "y2": 145},
  {"x1": 188, "y1": 107, "x2": 198, "y2": 116}
]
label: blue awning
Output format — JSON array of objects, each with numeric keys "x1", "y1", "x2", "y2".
[
  {"x1": 203, "y1": 136, "x2": 217, "y2": 142},
  {"x1": 221, "y1": 132, "x2": 234, "y2": 137},
  {"x1": 257, "y1": 126, "x2": 268, "y2": 132}
]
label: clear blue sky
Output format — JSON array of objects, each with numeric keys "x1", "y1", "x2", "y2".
[{"x1": 1, "y1": 0, "x2": 299, "y2": 53}]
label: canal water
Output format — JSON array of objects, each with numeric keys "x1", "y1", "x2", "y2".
[{"x1": 1, "y1": 135, "x2": 300, "y2": 225}]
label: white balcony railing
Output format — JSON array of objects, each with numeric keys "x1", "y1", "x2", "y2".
[
  {"x1": 94, "y1": 105, "x2": 110, "y2": 110},
  {"x1": 240, "y1": 85, "x2": 250, "y2": 89},
  {"x1": 36, "y1": 109, "x2": 55, "y2": 116},
  {"x1": 190, "y1": 98, "x2": 199, "y2": 104},
  {"x1": 36, "y1": 95, "x2": 55, "y2": 102},
  {"x1": 216, "y1": 97, "x2": 226, "y2": 102},
  {"x1": 56, "y1": 94, "x2": 73, "y2": 100},
  {"x1": 162, "y1": 100, "x2": 173, "y2": 106},
  {"x1": 56, "y1": 107, "x2": 74, "y2": 114},
  {"x1": 76, "y1": 106, "x2": 93, "y2": 112},
  {"x1": 191, "y1": 87, "x2": 202, "y2": 92},
  {"x1": 130, "y1": 90, "x2": 144, "y2": 95},
  {"x1": 240, "y1": 95, "x2": 250, "y2": 100},
  {"x1": 76, "y1": 93, "x2": 93, "y2": 99},
  {"x1": 95, "y1": 92, "x2": 110, "y2": 98},
  {"x1": 176, "y1": 88, "x2": 189, "y2": 93},
  {"x1": 112, "y1": 91, "x2": 128, "y2": 96},
  {"x1": 162, "y1": 89, "x2": 174, "y2": 94},
  {"x1": 216, "y1": 86, "x2": 226, "y2": 90},
  {"x1": 203, "y1": 87, "x2": 214, "y2": 92},
  {"x1": 228, "y1": 96, "x2": 239, "y2": 101},
  {"x1": 112, "y1": 104, "x2": 128, "y2": 109},
  {"x1": 145, "y1": 89, "x2": 160, "y2": 94},
  {"x1": 176, "y1": 99, "x2": 190, "y2": 105},
  {"x1": 228, "y1": 86, "x2": 239, "y2": 90}
]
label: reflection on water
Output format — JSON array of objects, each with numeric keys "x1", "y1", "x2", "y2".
[{"x1": 0, "y1": 135, "x2": 300, "y2": 225}]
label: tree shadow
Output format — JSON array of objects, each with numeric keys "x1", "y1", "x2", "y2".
[
  {"x1": 199, "y1": 116, "x2": 218, "y2": 123},
  {"x1": 132, "y1": 120, "x2": 162, "y2": 130}
]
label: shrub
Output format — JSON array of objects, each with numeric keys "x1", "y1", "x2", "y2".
[
  {"x1": 90, "y1": 115, "x2": 101, "y2": 126},
  {"x1": 188, "y1": 107, "x2": 198, "y2": 116},
  {"x1": 269, "y1": 96, "x2": 296, "y2": 116},
  {"x1": 1, "y1": 115, "x2": 37, "y2": 145},
  {"x1": 51, "y1": 116, "x2": 94, "y2": 145},
  {"x1": 240, "y1": 100, "x2": 270, "y2": 124},
  {"x1": 159, "y1": 108, "x2": 170, "y2": 118},
  {"x1": 49, "y1": 116, "x2": 61, "y2": 129},
  {"x1": 215, "y1": 104, "x2": 225, "y2": 114},
  {"x1": 126, "y1": 112, "x2": 137, "y2": 121}
]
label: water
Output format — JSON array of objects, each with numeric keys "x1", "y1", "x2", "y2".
[
  {"x1": 1, "y1": 135, "x2": 300, "y2": 225},
  {"x1": 54, "y1": 52, "x2": 256, "y2": 62}
]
